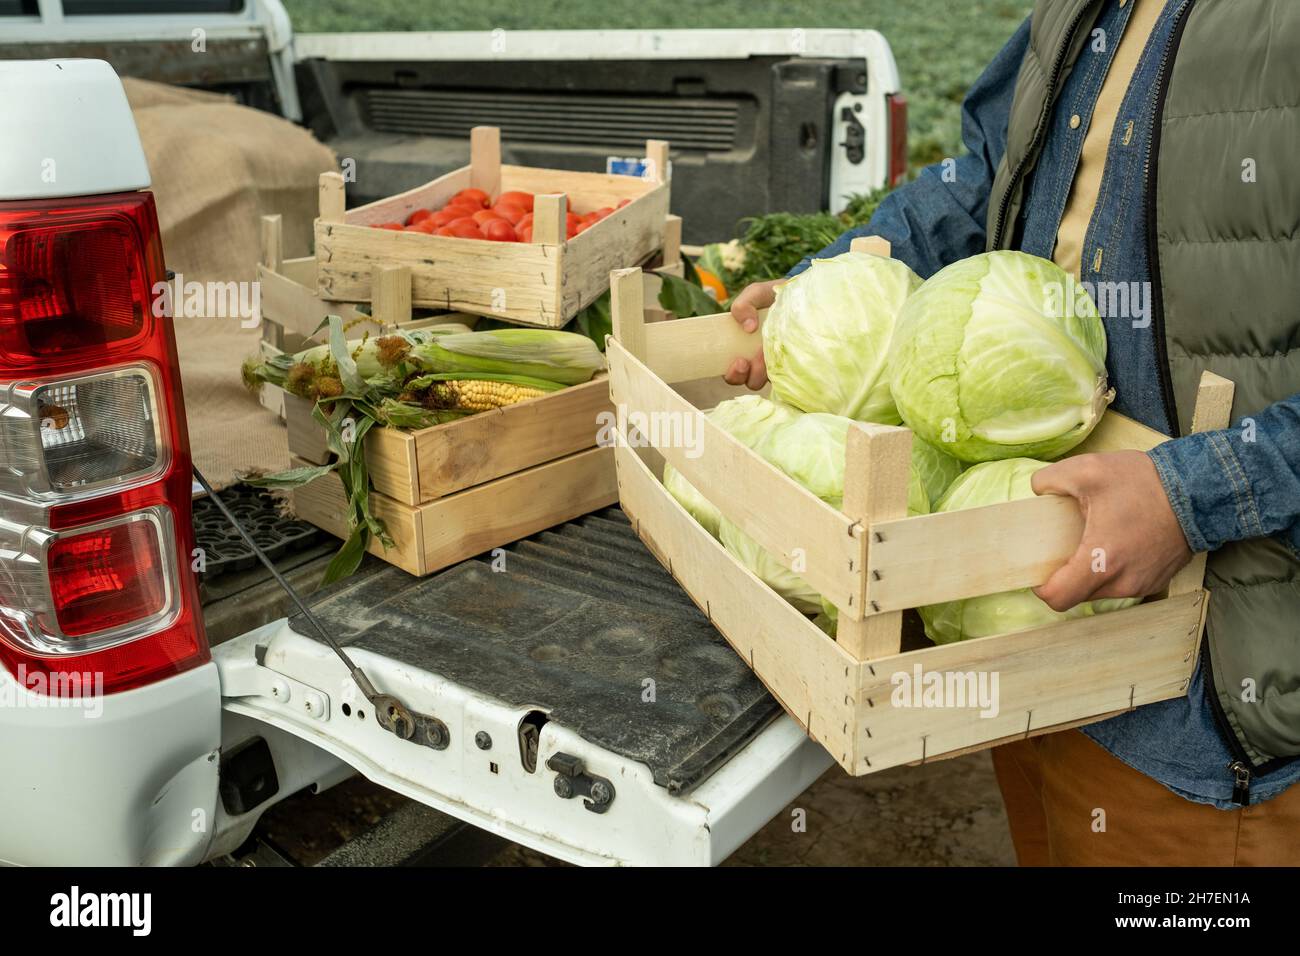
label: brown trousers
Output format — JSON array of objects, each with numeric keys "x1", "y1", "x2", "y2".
[{"x1": 991, "y1": 729, "x2": 1300, "y2": 865}]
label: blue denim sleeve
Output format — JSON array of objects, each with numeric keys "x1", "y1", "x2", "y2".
[
  {"x1": 786, "y1": 16, "x2": 1030, "y2": 281},
  {"x1": 1148, "y1": 393, "x2": 1300, "y2": 559}
]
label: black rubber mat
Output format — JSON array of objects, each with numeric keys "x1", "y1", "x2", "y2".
[
  {"x1": 192, "y1": 485, "x2": 324, "y2": 580},
  {"x1": 288, "y1": 508, "x2": 781, "y2": 795}
]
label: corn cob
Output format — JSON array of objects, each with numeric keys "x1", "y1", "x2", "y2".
[
  {"x1": 406, "y1": 329, "x2": 605, "y2": 386},
  {"x1": 427, "y1": 378, "x2": 551, "y2": 411}
]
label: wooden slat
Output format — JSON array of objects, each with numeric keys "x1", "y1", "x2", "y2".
[
  {"x1": 419, "y1": 446, "x2": 617, "y2": 571},
  {"x1": 640, "y1": 309, "x2": 764, "y2": 383},
  {"x1": 645, "y1": 139, "x2": 670, "y2": 184},
  {"x1": 371, "y1": 265, "x2": 412, "y2": 326},
  {"x1": 558, "y1": 182, "x2": 671, "y2": 317},
  {"x1": 319, "y1": 172, "x2": 346, "y2": 224},
  {"x1": 409, "y1": 376, "x2": 612, "y2": 503},
  {"x1": 660, "y1": 213, "x2": 682, "y2": 267},
  {"x1": 501, "y1": 164, "x2": 657, "y2": 210},
  {"x1": 1071, "y1": 407, "x2": 1171, "y2": 455},
  {"x1": 533, "y1": 193, "x2": 566, "y2": 245},
  {"x1": 290, "y1": 459, "x2": 426, "y2": 576},
  {"x1": 607, "y1": 338, "x2": 867, "y2": 619},
  {"x1": 866, "y1": 495, "x2": 1084, "y2": 612},
  {"x1": 364, "y1": 428, "x2": 420, "y2": 506},
  {"x1": 1168, "y1": 371, "x2": 1235, "y2": 596},
  {"x1": 344, "y1": 165, "x2": 472, "y2": 226},
  {"x1": 849, "y1": 235, "x2": 891, "y2": 257},
  {"x1": 293, "y1": 446, "x2": 617, "y2": 577},
  {"x1": 469, "y1": 125, "x2": 501, "y2": 197},
  {"x1": 260, "y1": 214, "x2": 283, "y2": 273},
  {"x1": 610, "y1": 267, "x2": 646, "y2": 359},
  {"x1": 284, "y1": 394, "x2": 331, "y2": 465},
  {"x1": 851, "y1": 591, "x2": 1206, "y2": 773},
  {"x1": 838, "y1": 423, "x2": 911, "y2": 659},
  {"x1": 257, "y1": 264, "x2": 367, "y2": 341},
  {"x1": 615, "y1": 440, "x2": 863, "y2": 766}
]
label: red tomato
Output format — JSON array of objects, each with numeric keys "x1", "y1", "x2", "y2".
[
  {"x1": 405, "y1": 220, "x2": 438, "y2": 233},
  {"x1": 452, "y1": 188, "x2": 490, "y2": 208},
  {"x1": 518, "y1": 224, "x2": 533, "y2": 243},
  {"x1": 375, "y1": 221, "x2": 405, "y2": 230},
  {"x1": 447, "y1": 215, "x2": 480, "y2": 229},
  {"x1": 434, "y1": 226, "x2": 458, "y2": 237},
  {"x1": 406, "y1": 208, "x2": 433, "y2": 226},
  {"x1": 483, "y1": 219, "x2": 518, "y2": 242},
  {"x1": 591, "y1": 206, "x2": 615, "y2": 220},
  {"x1": 496, "y1": 190, "x2": 534, "y2": 212},
  {"x1": 516, "y1": 212, "x2": 534, "y2": 231},
  {"x1": 447, "y1": 220, "x2": 485, "y2": 240},
  {"x1": 492, "y1": 202, "x2": 526, "y2": 225},
  {"x1": 565, "y1": 211, "x2": 582, "y2": 228},
  {"x1": 472, "y1": 209, "x2": 506, "y2": 226}
]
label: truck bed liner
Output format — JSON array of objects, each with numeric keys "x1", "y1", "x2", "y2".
[{"x1": 287, "y1": 508, "x2": 780, "y2": 795}]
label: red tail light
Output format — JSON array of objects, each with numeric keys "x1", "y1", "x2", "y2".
[
  {"x1": 887, "y1": 93, "x2": 909, "y2": 188},
  {"x1": 0, "y1": 191, "x2": 208, "y2": 696}
]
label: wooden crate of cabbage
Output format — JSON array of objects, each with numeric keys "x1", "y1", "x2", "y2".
[{"x1": 605, "y1": 240, "x2": 1229, "y2": 776}]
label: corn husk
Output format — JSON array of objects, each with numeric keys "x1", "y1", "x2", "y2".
[{"x1": 406, "y1": 329, "x2": 605, "y2": 386}]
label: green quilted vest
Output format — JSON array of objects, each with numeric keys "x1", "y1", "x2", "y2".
[{"x1": 987, "y1": 0, "x2": 1300, "y2": 768}]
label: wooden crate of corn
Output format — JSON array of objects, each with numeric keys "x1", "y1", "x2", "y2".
[{"x1": 245, "y1": 319, "x2": 616, "y2": 579}]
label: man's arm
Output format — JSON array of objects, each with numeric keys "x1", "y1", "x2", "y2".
[
  {"x1": 1149, "y1": 393, "x2": 1300, "y2": 558},
  {"x1": 1031, "y1": 393, "x2": 1300, "y2": 611},
  {"x1": 785, "y1": 16, "x2": 1030, "y2": 280}
]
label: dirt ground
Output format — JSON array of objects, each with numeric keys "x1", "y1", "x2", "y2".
[{"x1": 258, "y1": 750, "x2": 1016, "y2": 867}]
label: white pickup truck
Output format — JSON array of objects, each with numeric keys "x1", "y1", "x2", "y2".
[{"x1": 0, "y1": 4, "x2": 905, "y2": 867}]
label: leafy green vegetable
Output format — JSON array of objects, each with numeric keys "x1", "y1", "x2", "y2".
[
  {"x1": 718, "y1": 188, "x2": 893, "y2": 290},
  {"x1": 718, "y1": 412, "x2": 928, "y2": 613},
  {"x1": 662, "y1": 395, "x2": 798, "y2": 538},
  {"x1": 890, "y1": 251, "x2": 1113, "y2": 463},
  {"x1": 910, "y1": 436, "x2": 965, "y2": 508},
  {"x1": 918, "y1": 458, "x2": 1137, "y2": 644},
  {"x1": 763, "y1": 250, "x2": 921, "y2": 423}
]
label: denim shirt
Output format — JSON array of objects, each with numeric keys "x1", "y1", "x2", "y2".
[{"x1": 791, "y1": 4, "x2": 1300, "y2": 807}]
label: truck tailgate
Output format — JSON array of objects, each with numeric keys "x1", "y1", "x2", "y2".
[{"x1": 214, "y1": 509, "x2": 832, "y2": 864}]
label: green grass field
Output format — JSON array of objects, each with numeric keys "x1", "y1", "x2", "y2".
[{"x1": 283, "y1": 0, "x2": 1031, "y2": 169}]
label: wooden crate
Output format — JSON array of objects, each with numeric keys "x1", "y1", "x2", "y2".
[
  {"x1": 283, "y1": 373, "x2": 614, "y2": 506},
  {"x1": 292, "y1": 446, "x2": 618, "y2": 576},
  {"x1": 604, "y1": 238, "x2": 1233, "y2": 776},
  {"x1": 313, "y1": 126, "x2": 673, "y2": 327}
]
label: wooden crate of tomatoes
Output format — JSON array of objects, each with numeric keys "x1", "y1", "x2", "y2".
[{"x1": 314, "y1": 126, "x2": 672, "y2": 328}]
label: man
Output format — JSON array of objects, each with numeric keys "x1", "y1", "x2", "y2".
[{"x1": 727, "y1": 0, "x2": 1300, "y2": 865}]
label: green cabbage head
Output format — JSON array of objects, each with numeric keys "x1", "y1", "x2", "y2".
[
  {"x1": 910, "y1": 436, "x2": 965, "y2": 508},
  {"x1": 662, "y1": 395, "x2": 798, "y2": 538},
  {"x1": 763, "y1": 251, "x2": 922, "y2": 423},
  {"x1": 890, "y1": 251, "x2": 1112, "y2": 463},
  {"x1": 720, "y1": 413, "x2": 928, "y2": 613},
  {"x1": 918, "y1": 458, "x2": 1138, "y2": 644}
]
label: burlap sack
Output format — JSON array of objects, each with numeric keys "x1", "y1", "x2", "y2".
[{"x1": 122, "y1": 77, "x2": 337, "y2": 487}]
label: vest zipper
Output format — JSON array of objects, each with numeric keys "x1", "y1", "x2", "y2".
[
  {"x1": 988, "y1": 2, "x2": 1099, "y2": 250},
  {"x1": 1142, "y1": 0, "x2": 1195, "y2": 436},
  {"x1": 1230, "y1": 761, "x2": 1253, "y2": 806}
]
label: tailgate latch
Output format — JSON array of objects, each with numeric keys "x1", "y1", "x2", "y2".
[{"x1": 546, "y1": 753, "x2": 615, "y2": 814}]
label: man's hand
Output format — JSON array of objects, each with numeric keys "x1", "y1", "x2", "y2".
[
  {"x1": 1031, "y1": 451, "x2": 1193, "y2": 612},
  {"x1": 723, "y1": 278, "x2": 783, "y2": 390}
]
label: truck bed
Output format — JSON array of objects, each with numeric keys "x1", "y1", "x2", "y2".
[{"x1": 282, "y1": 508, "x2": 781, "y2": 795}]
